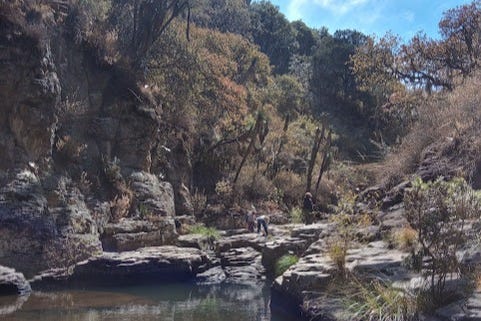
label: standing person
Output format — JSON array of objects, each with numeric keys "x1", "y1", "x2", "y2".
[
  {"x1": 245, "y1": 206, "x2": 256, "y2": 232},
  {"x1": 256, "y1": 213, "x2": 268, "y2": 236},
  {"x1": 302, "y1": 192, "x2": 314, "y2": 224}
]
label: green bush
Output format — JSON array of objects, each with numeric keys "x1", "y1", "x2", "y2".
[
  {"x1": 188, "y1": 224, "x2": 220, "y2": 240},
  {"x1": 275, "y1": 254, "x2": 299, "y2": 276},
  {"x1": 289, "y1": 206, "x2": 303, "y2": 223}
]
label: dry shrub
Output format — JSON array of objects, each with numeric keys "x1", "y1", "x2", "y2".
[
  {"x1": 272, "y1": 170, "x2": 304, "y2": 205},
  {"x1": 328, "y1": 238, "x2": 348, "y2": 272},
  {"x1": 379, "y1": 73, "x2": 481, "y2": 188},
  {"x1": 215, "y1": 179, "x2": 234, "y2": 205},
  {"x1": 78, "y1": 171, "x2": 92, "y2": 195},
  {"x1": 236, "y1": 165, "x2": 275, "y2": 202},
  {"x1": 191, "y1": 188, "x2": 208, "y2": 216},
  {"x1": 55, "y1": 135, "x2": 87, "y2": 162},
  {"x1": 329, "y1": 161, "x2": 376, "y2": 193},
  {"x1": 109, "y1": 193, "x2": 131, "y2": 222},
  {"x1": 394, "y1": 226, "x2": 418, "y2": 251},
  {"x1": 314, "y1": 177, "x2": 338, "y2": 211}
]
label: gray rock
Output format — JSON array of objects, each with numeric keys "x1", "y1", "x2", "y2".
[
  {"x1": 220, "y1": 247, "x2": 265, "y2": 284},
  {"x1": 196, "y1": 266, "x2": 226, "y2": 284},
  {"x1": 216, "y1": 233, "x2": 267, "y2": 253},
  {"x1": 346, "y1": 241, "x2": 409, "y2": 280},
  {"x1": 378, "y1": 203, "x2": 409, "y2": 233},
  {"x1": 130, "y1": 171, "x2": 175, "y2": 217},
  {"x1": 290, "y1": 223, "x2": 334, "y2": 242},
  {"x1": 177, "y1": 234, "x2": 212, "y2": 250},
  {"x1": 0, "y1": 171, "x2": 101, "y2": 277},
  {"x1": 32, "y1": 246, "x2": 211, "y2": 287},
  {"x1": 262, "y1": 237, "x2": 308, "y2": 275},
  {"x1": 101, "y1": 218, "x2": 177, "y2": 251},
  {"x1": 0, "y1": 266, "x2": 31, "y2": 296}
]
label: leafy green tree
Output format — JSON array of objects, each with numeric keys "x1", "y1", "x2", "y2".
[
  {"x1": 291, "y1": 20, "x2": 320, "y2": 56},
  {"x1": 249, "y1": 1, "x2": 297, "y2": 74},
  {"x1": 191, "y1": 0, "x2": 251, "y2": 37}
]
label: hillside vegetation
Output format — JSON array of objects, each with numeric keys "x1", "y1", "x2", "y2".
[{"x1": 2, "y1": 0, "x2": 481, "y2": 298}]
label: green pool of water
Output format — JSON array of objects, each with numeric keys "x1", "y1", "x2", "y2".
[{"x1": 1, "y1": 283, "x2": 302, "y2": 321}]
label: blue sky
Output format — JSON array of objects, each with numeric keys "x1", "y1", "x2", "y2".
[{"x1": 268, "y1": 0, "x2": 472, "y2": 40}]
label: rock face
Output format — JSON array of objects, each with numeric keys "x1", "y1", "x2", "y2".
[
  {"x1": 0, "y1": 170, "x2": 101, "y2": 277},
  {"x1": 130, "y1": 172, "x2": 175, "y2": 217},
  {"x1": 0, "y1": 266, "x2": 31, "y2": 296},
  {"x1": 101, "y1": 218, "x2": 177, "y2": 251},
  {"x1": 100, "y1": 172, "x2": 178, "y2": 251},
  {"x1": 0, "y1": 10, "x2": 187, "y2": 276}
]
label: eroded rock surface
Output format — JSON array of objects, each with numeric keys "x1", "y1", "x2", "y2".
[{"x1": 32, "y1": 246, "x2": 211, "y2": 288}]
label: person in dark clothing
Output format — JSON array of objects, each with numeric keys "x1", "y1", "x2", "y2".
[
  {"x1": 256, "y1": 214, "x2": 268, "y2": 236},
  {"x1": 302, "y1": 192, "x2": 314, "y2": 224}
]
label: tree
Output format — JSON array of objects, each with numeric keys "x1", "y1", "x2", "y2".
[
  {"x1": 249, "y1": 1, "x2": 297, "y2": 74},
  {"x1": 311, "y1": 29, "x2": 371, "y2": 121},
  {"x1": 190, "y1": 0, "x2": 251, "y2": 37},
  {"x1": 109, "y1": 0, "x2": 191, "y2": 67},
  {"x1": 291, "y1": 20, "x2": 319, "y2": 56}
]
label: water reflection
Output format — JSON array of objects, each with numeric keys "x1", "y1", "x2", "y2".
[{"x1": 1, "y1": 283, "x2": 300, "y2": 321}]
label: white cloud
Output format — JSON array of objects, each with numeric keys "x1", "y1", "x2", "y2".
[
  {"x1": 287, "y1": 0, "x2": 308, "y2": 20},
  {"x1": 312, "y1": 0, "x2": 370, "y2": 15}
]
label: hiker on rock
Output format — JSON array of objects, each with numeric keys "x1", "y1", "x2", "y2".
[
  {"x1": 302, "y1": 192, "x2": 314, "y2": 224},
  {"x1": 255, "y1": 212, "x2": 269, "y2": 236}
]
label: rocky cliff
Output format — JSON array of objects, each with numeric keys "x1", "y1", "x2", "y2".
[{"x1": 0, "y1": 3, "x2": 192, "y2": 277}]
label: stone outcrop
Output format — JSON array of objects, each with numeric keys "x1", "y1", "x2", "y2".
[
  {"x1": 31, "y1": 246, "x2": 211, "y2": 288},
  {"x1": 220, "y1": 247, "x2": 265, "y2": 284},
  {"x1": 0, "y1": 171, "x2": 101, "y2": 277},
  {"x1": 100, "y1": 172, "x2": 178, "y2": 251},
  {"x1": 0, "y1": 266, "x2": 31, "y2": 296},
  {"x1": 0, "y1": 10, "x2": 191, "y2": 277},
  {"x1": 101, "y1": 218, "x2": 177, "y2": 251}
]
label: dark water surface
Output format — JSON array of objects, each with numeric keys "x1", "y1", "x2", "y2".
[{"x1": 1, "y1": 283, "x2": 302, "y2": 321}]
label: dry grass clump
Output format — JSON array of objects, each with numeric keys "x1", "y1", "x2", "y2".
[
  {"x1": 393, "y1": 226, "x2": 417, "y2": 252},
  {"x1": 347, "y1": 279, "x2": 419, "y2": 321},
  {"x1": 328, "y1": 238, "x2": 348, "y2": 272}
]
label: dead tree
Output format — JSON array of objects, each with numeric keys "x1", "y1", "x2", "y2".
[
  {"x1": 314, "y1": 129, "x2": 332, "y2": 196},
  {"x1": 306, "y1": 115, "x2": 330, "y2": 193},
  {"x1": 233, "y1": 112, "x2": 269, "y2": 185}
]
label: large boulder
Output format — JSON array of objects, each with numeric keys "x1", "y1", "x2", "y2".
[
  {"x1": 98, "y1": 172, "x2": 178, "y2": 251},
  {"x1": 130, "y1": 171, "x2": 175, "y2": 217}
]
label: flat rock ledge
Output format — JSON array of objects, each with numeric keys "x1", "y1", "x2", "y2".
[
  {"x1": 0, "y1": 266, "x2": 31, "y2": 296},
  {"x1": 31, "y1": 246, "x2": 211, "y2": 288},
  {"x1": 271, "y1": 241, "x2": 409, "y2": 321}
]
